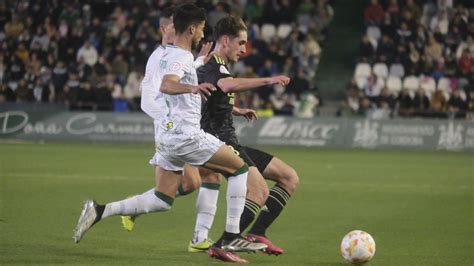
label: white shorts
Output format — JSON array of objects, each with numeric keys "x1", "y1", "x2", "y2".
[{"x1": 149, "y1": 128, "x2": 224, "y2": 171}]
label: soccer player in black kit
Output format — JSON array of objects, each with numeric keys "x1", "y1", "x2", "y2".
[{"x1": 197, "y1": 16, "x2": 300, "y2": 262}]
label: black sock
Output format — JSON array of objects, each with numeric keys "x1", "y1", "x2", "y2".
[
  {"x1": 214, "y1": 232, "x2": 241, "y2": 247},
  {"x1": 239, "y1": 199, "x2": 261, "y2": 233},
  {"x1": 248, "y1": 185, "x2": 291, "y2": 236},
  {"x1": 93, "y1": 204, "x2": 105, "y2": 225}
]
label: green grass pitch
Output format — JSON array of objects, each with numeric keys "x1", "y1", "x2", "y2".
[{"x1": 0, "y1": 142, "x2": 472, "y2": 265}]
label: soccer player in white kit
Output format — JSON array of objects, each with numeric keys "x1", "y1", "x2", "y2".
[
  {"x1": 72, "y1": 4, "x2": 265, "y2": 262},
  {"x1": 122, "y1": 5, "x2": 218, "y2": 253}
]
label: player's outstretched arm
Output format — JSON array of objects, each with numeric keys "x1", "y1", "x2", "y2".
[
  {"x1": 160, "y1": 75, "x2": 216, "y2": 99},
  {"x1": 217, "y1": 75, "x2": 290, "y2": 93},
  {"x1": 232, "y1": 106, "x2": 257, "y2": 122}
]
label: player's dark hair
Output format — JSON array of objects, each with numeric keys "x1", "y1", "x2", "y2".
[
  {"x1": 173, "y1": 3, "x2": 206, "y2": 34},
  {"x1": 213, "y1": 16, "x2": 247, "y2": 40},
  {"x1": 160, "y1": 4, "x2": 176, "y2": 19}
]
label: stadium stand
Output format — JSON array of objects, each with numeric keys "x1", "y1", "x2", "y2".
[
  {"x1": 0, "y1": 0, "x2": 334, "y2": 118},
  {"x1": 341, "y1": 0, "x2": 474, "y2": 120}
]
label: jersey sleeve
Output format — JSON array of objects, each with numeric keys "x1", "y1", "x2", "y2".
[
  {"x1": 161, "y1": 50, "x2": 192, "y2": 79},
  {"x1": 193, "y1": 56, "x2": 206, "y2": 69},
  {"x1": 199, "y1": 60, "x2": 232, "y2": 86}
]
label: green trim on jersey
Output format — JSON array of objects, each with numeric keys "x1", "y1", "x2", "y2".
[{"x1": 213, "y1": 54, "x2": 226, "y2": 65}]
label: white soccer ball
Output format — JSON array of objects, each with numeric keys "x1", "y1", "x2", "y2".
[{"x1": 340, "y1": 230, "x2": 376, "y2": 264}]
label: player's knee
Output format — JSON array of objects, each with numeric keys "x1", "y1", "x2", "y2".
[
  {"x1": 279, "y1": 167, "x2": 299, "y2": 194},
  {"x1": 188, "y1": 176, "x2": 201, "y2": 192}
]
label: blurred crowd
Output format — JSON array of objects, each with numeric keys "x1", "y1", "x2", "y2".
[
  {"x1": 339, "y1": 0, "x2": 474, "y2": 120},
  {"x1": 0, "y1": 0, "x2": 333, "y2": 117}
]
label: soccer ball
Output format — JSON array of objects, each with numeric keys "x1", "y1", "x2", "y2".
[{"x1": 340, "y1": 230, "x2": 376, "y2": 264}]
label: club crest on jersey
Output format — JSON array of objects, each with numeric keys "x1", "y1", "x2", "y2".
[
  {"x1": 160, "y1": 59, "x2": 167, "y2": 69},
  {"x1": 169, "y1": 62, "x2": 181, "y2": 72},
  {"x1": 220, "y1": 65, "x2": 230, "y2": 75}
]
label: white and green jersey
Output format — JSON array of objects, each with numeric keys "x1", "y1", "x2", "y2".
[
  {"x1": 158, "y1": 45, "x2": 202, "y2": 133},
  {"x1": 140, "y1": 45, "x2": 166, "y2": 120}
]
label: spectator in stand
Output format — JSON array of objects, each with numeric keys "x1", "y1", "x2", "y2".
[
  {"x1": 406, "y1": 42, "x2": 421, "y2": 74},
  {"x1": 364, "y1": 0, "x2": 385, "y2": 25},
  {"x1": 413, "y1": 88, "x2": 430, "y2": 116},
  {"x1": 111, "y1": 53, "x2": 129, "y2": 85},
  {"x1": 123, "y1": 70, "x2": 143, "y2": 111},
  {"x1": 208, "y1": 2, "x2": 230, "y2": 28},
  {"x1": 377, "y1": 87, "x2": 396, "y2": 110},
  {"x1": 77, "y1": 81, "x2": 95, "y2": 110},
  {"x1": 296, "y1": 88, "x2": 320, "y2": 118},
  {"x1": 360, "y1": 35, "x2": 376, "y2": 61},
  {"x1": 270, "y1": 84, "x2": 295, "y2": 116},
  {"x1": 458, "y1": 49, "x2": 473, "y2": 77},
  {"x1": 425, "y1": 33, "x2": 443, "y2": 64},
  {"x1": 244, "y1": 0, "x2": 265, "y2": 24},
  {"x1": 466, "y1": 89, "x2": 474, "y2": 120},
  {"x1": 444, "y1": 53, "x2": 458, "y2": 76},
  {"x1": 376, "y1": 34, "x2": 396, "y2": 61},
  {"x1": 30, "y1": 26, "x2": 49, "y2": 51},
  {"x1": 456, "y1": 35, "x2": 474, "y2": 60},
  {"x1": 413, "y1": 25, "x2": 428, "y2": 51},
  {"x1": 299, "y1": 35, "x2": 321, "y2": 79},
  {"x1": 94, "y1": 79, "x2": 113, "y2": 111},
  {"x1": 429, "y1": 89, "x2": 448, "y2": 117},
  {"x1": 405, "y1": 0, "x2": 422, "y2": 21},
  {"x1": 395, "y1": 22, "x2": 413, "y2": 46},
  {"x1": 51, "y1": 61, "x2": 68, "y2": 99},
  {"x1": 396, "y1": 88, "x2": 414, "y2": 117},
  {"x1": 429, "y1": 10, "x2": 449, "y2": 35},
  {"x1": 447, "y1": 89, "x2": 467, "y2": 118},
  {"x1": 358, "y1": 96, "x2": 373, "y2": 117},
  {"x1": 0, "y1": 83, "x2": 15, "y2": 102},
  {"x1": 76, "y1": 40, "x2": 98, "y2": 67},
  {"x1": 386, "y1": 0, "x2": 400, "y2": 20},
  {"x1": 15, "y1": 79, "x2": 30, "y2": 102},
  {"x1": 4, "y1": 14, "x2": 24, "y2": 40},
  {"x1": 287, "y1": 68, "x2": 310, "y2": 100},
  {"x1": 363, "y1": 74, "x2": 383, "y2": 101},
  {"x1": 15, "y1": 42, "x2": 29, "y2": 65}
]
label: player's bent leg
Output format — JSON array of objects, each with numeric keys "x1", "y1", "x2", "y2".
[
  {"x1": 121, "y1": 165, "x2": 201, "y2": 232},
  {"x1": 246, "y1": 167, "x2": 269, "y2": 206},
  {"x1": 73, "y1": 167, "x2": 181, "y2": 243},
  {"x1": 262, "y1": 157, "x2": 299, "y2": 194},
  {"x1": 180, "y1": 164, "x2": 201, "y2": 195},
  {"x1": 245, "y1": 157, "x2": 299, "y2": 255},
  {"x1": 203, "y1": 144, "x2": 246, "y2": 176},
  {"x1": 203, "y1": 145, "x2": 266, "y2": 253}
]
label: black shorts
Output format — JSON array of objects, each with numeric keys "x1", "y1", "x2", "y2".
[
  {"x1": 215, "y1": 130, "x2": 274, "y2": 173},
  {"x1": 221, "y1": 138, "x2": 273, "y2": 174}
]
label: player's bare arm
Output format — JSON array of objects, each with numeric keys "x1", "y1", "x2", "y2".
[
  {"x1": 217, "y1": 75, "x2": 290, "y2": 93},
  {"x1": 160, "y1": 74, "x2": 216, "y2": 99},
  {"x1": 232, "y1": 106, "x2": 257, "y2": 122}
]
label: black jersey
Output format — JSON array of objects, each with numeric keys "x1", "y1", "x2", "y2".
[{"x1": 198, "y1": 54, "x2": 236, "y2": 136}]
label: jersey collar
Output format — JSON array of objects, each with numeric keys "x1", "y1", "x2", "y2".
[{"x1": 213, "y1": 54, "x2": 227, "y2": 65}]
